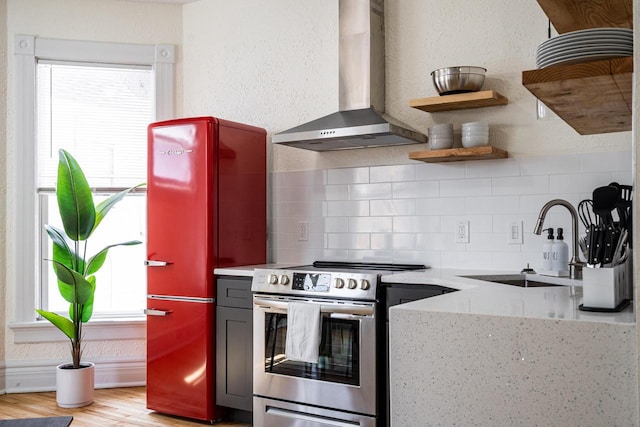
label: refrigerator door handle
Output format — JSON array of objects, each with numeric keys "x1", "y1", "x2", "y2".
[
  {"x1": 144, "y1": 260, "x2": 172, "y2": 267},
  {"x1": 144, "y1": 308, "x2": 173, "y2": 316}
]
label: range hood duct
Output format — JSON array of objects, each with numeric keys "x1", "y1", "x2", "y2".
[{"x1": 272, "y1": 0, "x2": 427, "y2": 151}]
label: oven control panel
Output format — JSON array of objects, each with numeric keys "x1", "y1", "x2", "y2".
[{"x1": 251, "y1": 268, "x2": 378, "y2": 300}]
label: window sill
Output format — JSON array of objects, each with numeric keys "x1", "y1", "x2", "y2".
[{"x1": 9, "y1": 317, "x2": 146, "y2": 344}]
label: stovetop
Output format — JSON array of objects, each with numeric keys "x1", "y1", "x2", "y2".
[{"x1": 251, "y1": 261, "x2": 427, "y2": 300}]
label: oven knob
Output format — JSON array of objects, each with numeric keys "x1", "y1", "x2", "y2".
[
  {"x1": 347, "y1": 278, "x2": 357, "y2": 289},
  {"x1": 360, "y1": 279, "x2": 371, "y2": 290},
  {"x1": 268, "y1": 274, "x2": 279, "y2": 285},
  {"x1": 279, "y1": 274, "x2": 290, "y2": 285},
  {"x1": 335, "y1": 278, "x2": 345, "y2": 288}
]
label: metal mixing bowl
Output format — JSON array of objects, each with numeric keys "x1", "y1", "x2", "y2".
[{"x1": 431, "y1": 66, "x2": 487, "y2": 95}]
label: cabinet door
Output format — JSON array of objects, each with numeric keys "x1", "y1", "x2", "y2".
[
  {"x1": 217, "y1": 277, "x2": 253, "y2": 309},
  {"x1": 216, "y1": 306, "x2": 253, "y2": 411}
]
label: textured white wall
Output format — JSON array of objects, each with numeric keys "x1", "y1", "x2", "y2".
[
  {"x1": 182, "y1": 0, "x2": 631, "y2": 172},
  {"x1": 4, "y1": 0, "x2": 182, "y2": 363},
  {"x1": 0, "y1": 0, "x2": 7, "y2": 363}
]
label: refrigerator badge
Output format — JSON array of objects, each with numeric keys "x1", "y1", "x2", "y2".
[{"x1": 159, "y1": 149, "x2": 193, "y2": 155}]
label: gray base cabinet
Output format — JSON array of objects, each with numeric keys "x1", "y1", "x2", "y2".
[{"x1": 216, "y1": 276, "x2": 253, "y2": 412}]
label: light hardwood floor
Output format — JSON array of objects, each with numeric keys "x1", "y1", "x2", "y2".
[{"x1": 0, "y1": 387, "x2": 251, "y2": 426}]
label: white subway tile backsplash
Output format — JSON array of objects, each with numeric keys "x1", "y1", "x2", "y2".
[
  {"x1": 348, "y1": 250, "x2": 393, "y2": 263},
  {"x1": 440, "y1": 251, "x2": 493, "y2": 269},
  {"x1": 270, "y1": 151, "x2": 632, "y2": 270},
  {"x1": 466, "y1": 196, "x2": 520, "y2": 215},
  {"x1": 273, "y1": 169, "x2": 327, "y2": 189},
  {"x1": 465, "y1": 158, "x2": 521, "y2": 178},
  {"x1": 519, "y1": 194, "x2": 577, "y2": 214},
  {"x1": 393, "y1": 250, "x2": 441, "y2": 268},
  {"x1": 492, "y1": 175, "x2": 549, "y2": 195},
  {"x1": 415, "y1": 162, "x2": 466, "y2": 181},
  {"x1": 328, "y1": 167, "x2": 369, "y2": 184},
  {"x1": 327, "y1": 233, "x2": 371, "y2": 250},
  {"x1": 370, "y1": 199, "x2": 416, "y2": 216},
  {"x1": 440, "y1": 178, "x2": 492, "y2": 197},
  {"x1": 549, "y1": 172, "x2": 613, "y2": 194},
  {"x1": 327, "y1": 200, "x2": 369, "y2": 217},
  {"x1": 415, "y1": 233, "x2": 456, "y2": 251},
  {"x1": 325, "y1": 217, "x2": 349, "y2": 233},
  {"x1": 370, "y1": 164, "x2": 416, "y2": 183},
  {"x1": 393, "y1": 216, "x2": 441, "y2": 233},
  {"x1": 392, "y1": 234, "x2": 417, "y2": 250},
  {"x1": 324, "y1": 185, "x2": 350, "y2": 201},
  {"x1": 349, "y1": 217, "x2": 393, "y2": 233},
  {"x1": 323, "y1": 249, "x2": 349, "y2": 260},
  {"x1": 349, "y1": 183, "x2": 392, "y2": 200},
  {"x1": 392, "y1": 181, "x2": 440, "y2": 199},
  {"x1": 441, "y1": 215, "x2": 493, "y2": 233},
  {"x1": 371, "y1": 233, "x2": 393, "y2": 250},
  {"x1": 416, "y1": 197, "x2": 466, "y2": 216},
  {"x1": 581, "y1": 151, "x2": 632, "y2": 173},
  {"x1": 520, "y1": 154, "x2": 580, "y2": 176},
  {"x1": 611, "y1": 171, "x2": 633, "y2": 185}
]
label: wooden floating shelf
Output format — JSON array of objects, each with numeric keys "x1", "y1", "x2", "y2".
[
  {"x1": 536, "y1": 0, "x2": 633, "y2": 34},
  {"x1": 408, "y1": 146, "x2": 508, "y2": 163},
  {"x1": 522, "y1": 56, "x2": 633, "y2": 135},
  {"x1": 409, "y1": 90, "x2": 509, "y2": 113}
]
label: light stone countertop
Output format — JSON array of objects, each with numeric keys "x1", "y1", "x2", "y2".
[
  {"x1": 387, "y1": 268, "x2": 637, "y2": 427},
  {"x1": 383, "y1": 268, "x2": 634, "y2": 324}
]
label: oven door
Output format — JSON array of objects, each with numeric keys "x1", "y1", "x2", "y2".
[{"x1": 253, "y1": 295, "x2": 377, "y2": 417}]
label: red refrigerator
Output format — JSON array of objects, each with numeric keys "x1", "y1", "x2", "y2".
[{"x1": 145, "y1": 116, "x2": 266, "y2": 422}]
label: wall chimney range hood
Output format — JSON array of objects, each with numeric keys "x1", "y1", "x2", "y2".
[{"x1": 272, "y1": 0, "x2": 427, "y2": 151}]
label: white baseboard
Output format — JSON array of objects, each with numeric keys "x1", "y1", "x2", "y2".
[
  {"x1": 5, "y1": 356, "x2": 146, "y2": 393},
  {"x1": 0, "y1": 361, "x2": 6, "y2": 394}
]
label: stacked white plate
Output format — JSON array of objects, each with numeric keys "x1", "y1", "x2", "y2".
[
  {"x1": 461, "y1": 121, "x2": 489, "y2": 148},
  {"x1": 428, "y1": 123, "x2": 454, "y2": 150},
  {"x1": 536, "y1": 28, "x2": 633, "y2": 68}
]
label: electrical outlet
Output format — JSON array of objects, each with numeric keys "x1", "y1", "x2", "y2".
[
  {"x1": 297, "y1": 221, "x2": 309, "y2": 241},
  {"x1": 455, "y1": 221, "x2": 469, "y2": 243},
  {"x1": 508, "y1": 221, "x2": 523, "y2": 244}
]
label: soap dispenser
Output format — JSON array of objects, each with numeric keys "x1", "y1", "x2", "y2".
[
  {"x1": 542, "y1": 228, "x2": 554, "y2": 270},
  {"x1": 551, "y1": 227, "x2": 569, "y2": 274}
]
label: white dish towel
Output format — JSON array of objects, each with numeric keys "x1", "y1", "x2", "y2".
[{"x1": 285, "y1": 301, "x2": 321, "y2": 363}]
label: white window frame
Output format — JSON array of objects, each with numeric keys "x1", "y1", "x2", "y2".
[{"x1": 10, "y1": 35, "x2": 174, "y2": 342}]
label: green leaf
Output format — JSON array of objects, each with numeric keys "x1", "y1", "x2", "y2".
[
  {"x1": 51, "y1": 261, "x2": 95, "y2": 305},
  {"x1": 36, "y1": 309, "x2": 75, "y2": 339},
  {"x1": 56, "y1": 149, "x2": 96, "y2": 241},
  {"x1": 81, "y1": 276, "x2": 96, "y2": 322},
  {"x1": 46, "y1": 225, "x2": 86, "y2": 274},
  {"x1": 85, "y1": 240, "x2": 142, "y2": 276},
  {"x1": 94, "y1": 183, "x2": 144, "y2": 232}
]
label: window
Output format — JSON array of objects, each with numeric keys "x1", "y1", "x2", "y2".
[
  {"x1": 37, "y1": 62, "x2": 151, "y2": 316},
  {"x1": 13, "y1": 36, "x2": 174, "y2": 334}
]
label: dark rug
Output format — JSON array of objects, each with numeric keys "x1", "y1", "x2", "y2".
[{"x1": 0, "y1": 417, "x2": 73, "y2": 427}]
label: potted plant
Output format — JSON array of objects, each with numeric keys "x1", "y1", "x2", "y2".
[{"x1": 37, "y1": 149, "x2": 142, "y2": 408}]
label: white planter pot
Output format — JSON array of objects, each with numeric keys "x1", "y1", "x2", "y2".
[{"x1": 56, "y1": 362, "x2": 95, "y2": 408}]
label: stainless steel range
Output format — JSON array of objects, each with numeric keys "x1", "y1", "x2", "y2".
[{"x1": 251, "y1": 261, "x2": 427, "y2": 427}]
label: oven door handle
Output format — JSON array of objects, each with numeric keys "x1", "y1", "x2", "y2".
[
  {"x1": 253, "y1": 297, "x2": 375, "y2": 316},
  {"x1": 266, "y1": 406, "x2": 359, "y2": 426}
]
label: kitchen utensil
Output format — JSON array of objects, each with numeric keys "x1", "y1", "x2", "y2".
[
  {"x1": 578, "y1": 199, "x2": 595, "y2": 228},
  {"x1": 431, "y1": 66, "x2": 486, "y2": 95},
  {"x1": 592, "y1": 185, "x2": 618, "y2": 226},
  {"x1": 587, "y1": 224, "x2": 605, "y2": 266},
  {"x1": 612, "y1": 229, "x2": 628, "y2": 266},
  {"x1": 610, "y1": 182, "x2": 632, "y2": 229},
  {"x1": 602, "y1": 224, "x2": 619, "y2": 265},
  {"x1": 578, "y1": 235, "x2": 588, "y2": 259}
]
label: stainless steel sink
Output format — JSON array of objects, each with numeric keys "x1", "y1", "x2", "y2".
[{"x1": 461, "y1": 274, "x2": 562, "y2": 288}]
